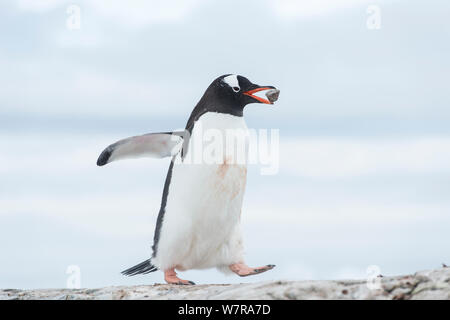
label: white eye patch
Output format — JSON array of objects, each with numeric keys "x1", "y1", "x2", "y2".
[{"x1": 223, "y1": 74, "x2": 240, "y2": 92}]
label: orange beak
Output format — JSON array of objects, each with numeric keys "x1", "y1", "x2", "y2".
[{"x1": 243, "y1": 87, "x2": 274, "y2": 104}]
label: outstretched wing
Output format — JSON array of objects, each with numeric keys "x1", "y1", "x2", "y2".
[{"x1": 97, "y1": 132, "x2": 185, "y2": 166}]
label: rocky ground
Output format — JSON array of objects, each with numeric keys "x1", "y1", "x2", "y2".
[{"x1": 1, "y1": 267, "x2": 449, "y2": 300}]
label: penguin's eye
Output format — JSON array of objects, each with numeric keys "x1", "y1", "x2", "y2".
[{"x1": 232, "y1": 86, "x2": 240, "y2": 93}]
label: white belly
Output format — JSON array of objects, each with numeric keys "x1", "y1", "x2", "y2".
[{"x1": 152, "y1": 112, "x2": 249, "y2": 272}]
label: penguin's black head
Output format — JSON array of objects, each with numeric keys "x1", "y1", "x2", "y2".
[
  {"x1": 219, "y1": 74, "x2": 279, "y2": 106},
  {"x1": 195, "y1": 74, "x2": 280, "y2": 117}
]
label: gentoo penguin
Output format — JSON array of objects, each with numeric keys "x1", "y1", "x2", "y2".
[{"x1": 97, "y1": 75, "x2": 280, "y2": 285}]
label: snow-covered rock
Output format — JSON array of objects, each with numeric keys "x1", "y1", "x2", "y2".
[{"x1": 1, "y1": 267, "x2": 449, "y2": 300}]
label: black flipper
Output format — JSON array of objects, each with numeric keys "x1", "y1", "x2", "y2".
[
  {"x1": 96, "y1": 132, "x2": 185, "y2": 167},
  {"x1": 97, "y1": 146, "x2": 113, "y2": 166},
  {"x1": 121, "y1": 259, "x2": 158, "y2": 276}
]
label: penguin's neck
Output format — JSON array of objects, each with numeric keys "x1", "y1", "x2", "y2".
[
  {"x1": 196, "y1": 96, "x2": 243, "y2": 118},
  {"x1": 186, "y1": 101, "x2": 243, "y2": 133}
]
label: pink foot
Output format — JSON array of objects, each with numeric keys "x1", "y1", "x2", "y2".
[
  {"x1": 229, "y1": 263, "x2": 275, "y2": 277},
  {"x1": 164, "y1": 268, "x2": 195, "y2": 285}
]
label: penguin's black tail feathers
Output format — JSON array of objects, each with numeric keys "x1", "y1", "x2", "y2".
[{"x1": 121, "y1": 259, "x2": 158, "y2": 276}]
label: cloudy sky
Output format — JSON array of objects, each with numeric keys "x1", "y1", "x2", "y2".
[{"x1": 1, "y1": 0, "x2": 449, "y2": 289}]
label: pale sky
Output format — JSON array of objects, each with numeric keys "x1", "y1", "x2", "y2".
[{"x1": 1, "y1": 0, "x2": 449, "y2": 289}]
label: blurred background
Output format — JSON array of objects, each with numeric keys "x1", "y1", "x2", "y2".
[{"x1": 1, "y1": 0, "x2": 449, "y2": 289}]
